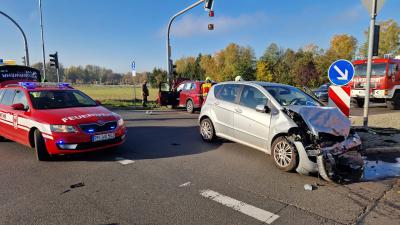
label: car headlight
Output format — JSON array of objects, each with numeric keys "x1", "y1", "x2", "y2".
[
  {"x1": 50, "y1": 125, "x2": 77, "y2": 133},
  {"x1": 117, "y1": 118, "x2": 124, "y2": 127}
]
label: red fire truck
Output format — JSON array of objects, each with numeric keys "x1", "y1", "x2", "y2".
[{"x1": 348, "y1": 56, "x2": 400, "y2": 109}]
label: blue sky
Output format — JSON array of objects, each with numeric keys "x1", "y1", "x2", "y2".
[{"x1": 1, "y1": 0, "x2": 398, "y2": 73}]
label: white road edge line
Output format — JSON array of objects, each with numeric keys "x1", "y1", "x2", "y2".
[
  {"x1": 179, "y1": 182, "x2": 191, "y2": 187},
  {"x1": 200, "y1": 189, "x2": 280, "y2": 224},
  {"x1": 115, "y1": 157, "x2": 135, "y2": 165}
]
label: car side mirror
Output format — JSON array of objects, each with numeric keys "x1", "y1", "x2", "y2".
[
  {"x1": 255, "y1": 104, "x2": 271, "y2": 113},
  {"x1": 11, "y1": 103, "x2": 26, "y2": 111},
  {"x1": 95, "y1": 100, "x2": 102, "y2": 105}
]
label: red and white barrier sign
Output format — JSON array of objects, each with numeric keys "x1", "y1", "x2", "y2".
[{"x1": 328, "y1": 86, "x2": 351, "y2": 117}]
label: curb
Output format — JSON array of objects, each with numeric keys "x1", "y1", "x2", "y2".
[{"x1": 363, "y1": 146, "x2": 400, "y2": 154}]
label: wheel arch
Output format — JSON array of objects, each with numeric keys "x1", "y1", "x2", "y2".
[{"x1": 28, "y1": 127, "x2": 38, "y2": 148}]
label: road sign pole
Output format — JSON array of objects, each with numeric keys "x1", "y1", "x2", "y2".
[
  {"x1": 131, "y1": 60, "x2": 136, "y2": 109},
  {"x1": 363, "y1": 0, "x2": 377, "y2": 128}
]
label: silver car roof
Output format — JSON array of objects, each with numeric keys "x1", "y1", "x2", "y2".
[{"x1": 215, "y1": 81, "x2": 295, "y2": 88}]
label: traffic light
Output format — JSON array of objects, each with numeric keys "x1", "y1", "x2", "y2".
[
  {"x1": 373, "y1": 25, "x2": 380, "y2": 57},
  {"x1": 49, "y1": 52, "x2": 59, "y2": 69},
  {"x1": 204, "y1": 0, "x2": 214, "y2": 11},
  {"x1": 172, "y1": 64, "x2": 177, "y2": 75},
  {"x1": 208, "y1": 24, "x2": 214, "y2": 30}
]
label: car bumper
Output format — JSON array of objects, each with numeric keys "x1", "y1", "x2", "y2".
[{"x1": 44, "y1": 126, "x2": 126, "y2": 155}]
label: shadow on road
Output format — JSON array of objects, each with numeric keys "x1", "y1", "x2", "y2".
[{"x1": 54, "y1": 126, "x2": 222, "y2": 162}]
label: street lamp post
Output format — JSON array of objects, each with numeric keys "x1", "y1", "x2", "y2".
[
  {"x1": 0, "y1": 11, "x2": 30, "y2": 66},
  {"x1": 39, "y1": 0, "x2": 46, "y2": 81},
  {"x1": 166, "y1": 0, "x2": 209, "y2": 90}
]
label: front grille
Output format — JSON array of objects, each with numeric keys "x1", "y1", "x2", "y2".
[{"x1": 79, "y1": 121, "x2": 117, "y2": 133}]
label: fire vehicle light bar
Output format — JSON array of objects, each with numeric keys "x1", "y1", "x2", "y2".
[{"x1": 19, "y1": 82, "x2": 37, "y2": 89}]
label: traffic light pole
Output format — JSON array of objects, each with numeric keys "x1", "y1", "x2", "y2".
[
  {"x1": 0, "y1": 11, "x2": 30, "y2": 66},
  {"x1": 166, "y1": 0, "x2": 205, "y2": 90},
  {"x1": 39, "y1": 0, "x2": 47, "y2": 82},
  {"x1": 363, "y1": 0, "x2": 377, "y2": 128}
]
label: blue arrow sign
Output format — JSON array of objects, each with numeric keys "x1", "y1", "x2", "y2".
[
  {"x1": 328, "y1": 59, "x2": 355, "y2": 86},
  {"x1": 131, "y1": 61, "x2": 136, "y2": 71}
]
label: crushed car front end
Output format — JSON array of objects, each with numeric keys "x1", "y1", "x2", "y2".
[{"x1": 268, "y1": 105, "x2": 364, "y2": 183}]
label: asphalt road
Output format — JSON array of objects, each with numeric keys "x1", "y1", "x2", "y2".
[{"x1": 0, "y1": 110, "x2": 399, "y2": 225}]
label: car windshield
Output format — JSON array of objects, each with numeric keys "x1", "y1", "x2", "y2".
[
  {"x1": 263, "y1": 85, "x2": 321, "y2": 107},
  {"x1": 29, "y1": 90, "x2": 97, "y2": 109},
  {"x1": 354, "y1": 63, "x2": 387, "y2": 76}
]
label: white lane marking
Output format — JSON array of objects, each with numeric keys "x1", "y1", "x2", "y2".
[
  {"x1": 115, "y1": 157, "x2": 135, "y2": 165},
  {"x1": 200, "y1": 189, "x2": 280, "y2": 224},
  {"x1": 179, "y1": 182, "x2": 191, "y2": 187}
]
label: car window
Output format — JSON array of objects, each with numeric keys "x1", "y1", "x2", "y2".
[
  {"x1": 29, "y1": 90, "x2": 97, "y2": 109},
  {"x1": 239, "y1": 86, "x2": 267, "y2": 109},
  {"x1": 216, "y1": 84, "x2": 240, "y2": 103},
  {"x1": 176, "y1": 83, "x2": 185, "y2": 92},
  {"x1": 213, "y1": 85, "x2": 222, "y2": 97},
  {"x1": 0, "y1": 89, "x2": 5, "y2": 103},
  {"x1": 13, "y1": 90, "x2": 28, "y2": 109},
  {"x1": 264, "y1": 85, "x2": 320, "y2": 107},
  {"x1": 1, "y1": 89, "x2": 16, "y2": 106},
  {"x1": 183, "y1": 83, "x2": 192, "y2": 91},
  {"x1": 191, "y1": 83, "x2": 196, "y2": 90}
]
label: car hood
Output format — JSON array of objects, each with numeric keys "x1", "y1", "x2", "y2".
[
  {"x1": 34, "y1": 106, "x2": 119, "y2": 125},
  {"x1": 285, "y1": 105, "x2": 351, "y2": 137}
]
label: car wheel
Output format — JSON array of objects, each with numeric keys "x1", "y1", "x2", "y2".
[
  {"x1": 186, "y1": 100, "x2": 194, "y2": 114},
  {"x1": 200, "y1": 118, "x2": 215, "y2": 142},
  {"x1": 34, "y1": 130, "x2": 51, "y2": 161},
  {"x1": 272, "y1": 137, "x2": 298, "y2": 172}
]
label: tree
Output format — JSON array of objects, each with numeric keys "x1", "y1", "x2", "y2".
[
  {"x1": 149, "y1": 68, "x2": 167, "y2": 88},
  {"x1": 326, "y1": 34, "x2": 357, "y2": 60},
  {"x1": 200, "y1": 54, "x2": 219, "y2": 81},
  {"x1": 360, "y1": 19, "x2": 400, "y2": 57},
  {"x1": 292, "y1": 51, "x2": 319, "y2": 87}
]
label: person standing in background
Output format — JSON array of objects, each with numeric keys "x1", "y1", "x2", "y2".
[{"x1": 142, "y1": 81, "x2": 149, "y2": 107}]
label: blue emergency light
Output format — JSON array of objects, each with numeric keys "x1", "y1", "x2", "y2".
[
  {"x1": 19, "y1": 82, "x2": 37, "y2": 89},
  {"x1": 58, "y1": 83, "x2": 71, "y2": 88}
]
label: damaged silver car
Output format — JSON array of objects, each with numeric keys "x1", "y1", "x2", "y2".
[{"x1": 199, "y1": 81, "x2": 364, "y2": 182}]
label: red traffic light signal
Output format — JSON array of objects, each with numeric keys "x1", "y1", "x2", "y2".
[{"x1": 209, "y1": 10, "x2": 214, "y2": 17}]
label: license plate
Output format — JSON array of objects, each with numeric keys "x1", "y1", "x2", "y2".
[{"x1": 92, "y1": 133, "x2": 115, "y2": 142}]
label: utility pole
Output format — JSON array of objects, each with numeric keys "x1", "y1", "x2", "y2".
[
  {"x1": 39, "y1": 0, "x2": 46, "y2": 81},
  {"x1": 362, "y1": 0, "x2": 379, "y2": 127},
  {"x1": 166, "y1": 0, "x2": 214, "y2": 90},
  {"x1": 0, "y1": 11, "x2": 30, "y2": 66}
]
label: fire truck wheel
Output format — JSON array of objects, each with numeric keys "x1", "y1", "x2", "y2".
[
  {"x1": 387, "y1": 93, "x2": 400, "y2": 110},
  {"x1": 34, "y1": 130, "x2": 51, "y2": 161},
  {"x1": 186, "y1": 100, "x2": 194, "y2": 114},
  {"x1": 356, "y1": 98, "x2": 364, "y2": 108}
]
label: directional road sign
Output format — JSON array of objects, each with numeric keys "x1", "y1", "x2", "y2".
[{"x1": 328, "y1": 59, "x2": 355, "y2": 86}]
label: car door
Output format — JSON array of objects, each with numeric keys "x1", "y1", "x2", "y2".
[
  {"x1": 233, "y1": 85, "x2": 271, "y2": 151},
  {"x1": 0, "y1": 89, "x2": 17, "y2": 139},
  {"x1": 179, "y1": 82, "x2": 190, "y2": 107},
  {"x1": 9, "y1": 89, "x2": 31, "y2": 144},
  {"x1": 211, "y1": 84, "x2": 241, "y2": 139}
]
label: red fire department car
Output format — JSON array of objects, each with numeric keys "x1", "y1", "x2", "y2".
[
  {"x1": 348, "y1": 56, "x2": 400, "y2": 109},
  {"x1": 0, "y1": 65, "x2": 126, "y2": 160}
]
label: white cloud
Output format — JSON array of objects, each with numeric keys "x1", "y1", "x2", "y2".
[{"x1": 166, "y1": 12, "x2": 268, "y2": 38}]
